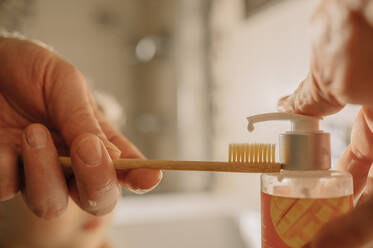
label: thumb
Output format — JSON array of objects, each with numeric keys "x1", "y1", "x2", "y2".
[
  {"x1": 45, "y1": 57, "x2": 121, "y2": 157},
  {"x1": 310, "y1": 195, "x2": 373, "y2": 248},
  {"x1": 277, "y1": 73, "x2": 344, "y2": 116}
]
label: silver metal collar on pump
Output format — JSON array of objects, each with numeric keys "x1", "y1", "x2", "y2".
[{"x1": 247, "y1": 112, "x2": 331, "y2": 170}]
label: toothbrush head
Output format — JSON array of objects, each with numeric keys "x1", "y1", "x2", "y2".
[{"x1": 229, "y1": 143, "x2": 276, "y2": 164}]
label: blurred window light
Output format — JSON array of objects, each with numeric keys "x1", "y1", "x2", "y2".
[{"x1": 135, "y1": 37, "x2": 158, "y2": 62}]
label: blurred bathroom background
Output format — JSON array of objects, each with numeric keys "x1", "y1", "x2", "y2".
[{"x1": 0, "y1": 0, "x2": 359, "y2": 247}]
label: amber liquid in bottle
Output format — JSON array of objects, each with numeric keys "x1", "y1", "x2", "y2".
[{"x1": 261, "y1": 170, "x2": 353, "y2": 248}]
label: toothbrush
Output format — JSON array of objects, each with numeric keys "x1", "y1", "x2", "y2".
[{"x1": 58, "y1": 144, "x2": 282, "y2": 173}]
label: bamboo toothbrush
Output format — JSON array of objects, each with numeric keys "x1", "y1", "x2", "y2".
[{"x1": 59, "y1": 144, "x2": 282, "y2": 173}]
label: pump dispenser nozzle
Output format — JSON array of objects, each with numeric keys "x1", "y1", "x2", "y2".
[
  {"x1": 247, "y1": 112, "x2": 321, "y2": 133},
  {"x1": 246, "y1": 112, "x2": 331, "y2": 170}
]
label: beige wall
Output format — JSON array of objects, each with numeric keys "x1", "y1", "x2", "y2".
[{"x1": 22, "y1": 0, "x2": 136, "y2": 133}]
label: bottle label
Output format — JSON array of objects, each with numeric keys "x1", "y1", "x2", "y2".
[{"x1": 261, "y1": 192, "x2": 353, "y2": 248}]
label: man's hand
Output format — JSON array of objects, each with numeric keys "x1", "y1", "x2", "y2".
[
  {"x1": 0, "y1": 37, "x2": 161, "y2": 219},
  {"x1": 278, "y1": 0, "x2": 373, "y2": 247}
]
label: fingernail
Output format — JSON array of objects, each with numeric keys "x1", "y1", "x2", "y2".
[
  {"x1": 98, "y1": 135, "x2": 122, "y2": 159},
  {"x1": 106, "y1": 141, "x2": 122, "y2": 158},
  {"x1": 127, "y1": 170, "x2": 163, "y2": 195},
  {"x1": 77, "y1": 136, "x2": 102, "y2": 167},
  {"x1": 25, "y1": 125, "x2": 47, "y2": 149}
]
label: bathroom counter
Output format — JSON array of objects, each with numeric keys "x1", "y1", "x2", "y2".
[{"x1": 109, "y1": 193, "x2": 261, "y2": 248}]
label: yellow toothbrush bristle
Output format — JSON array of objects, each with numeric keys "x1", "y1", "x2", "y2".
[{"x1": 228, "y1": 144, "x2": 276, "y2": 163}]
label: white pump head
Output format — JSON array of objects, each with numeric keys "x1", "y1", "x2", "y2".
[
  {"x1": 247, "y1": 112, "x2": 321, "y2": 133},
  {"x1": 247, "y1": 112, "x2": 331, "y2": 170}
]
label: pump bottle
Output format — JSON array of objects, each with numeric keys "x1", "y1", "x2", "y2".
[{"x1": 247, "y1": 113, "x2": 353, "y2": 248}]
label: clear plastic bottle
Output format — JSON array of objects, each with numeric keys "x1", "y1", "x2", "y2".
[
  {"x1": 246, "y1": 113, "x2": 354, "y2": 248},
  {"x1": 261, "y1": 170, "x2": 353, "y2": 248}
]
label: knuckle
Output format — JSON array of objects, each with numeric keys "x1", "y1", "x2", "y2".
[
  {"x1": 29, "y1": 44, "x2": 56, "y2": 84},
  {"x1": 330, "y1": 74, "x2": 354, "y2": 104}
]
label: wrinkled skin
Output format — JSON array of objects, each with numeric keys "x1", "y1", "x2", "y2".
[
  {"x1": 0, "y1": 37, "x2": 162, "y2": 248},
  {"x1": 278, "y1": 0, "x2": 373, "y2": 247}
]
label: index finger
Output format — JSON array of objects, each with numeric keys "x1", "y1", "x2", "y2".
[
  {"x1": 277, "y1": 73, "x2": 345, "y2": 116},
  {"x1": 96, "y1": 111, "x2": 162, "y2": 194}
]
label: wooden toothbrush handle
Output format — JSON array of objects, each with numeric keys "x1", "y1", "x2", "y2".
[{"x1": 58, "y1": 157, "x2": 282, "y2": 173}]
